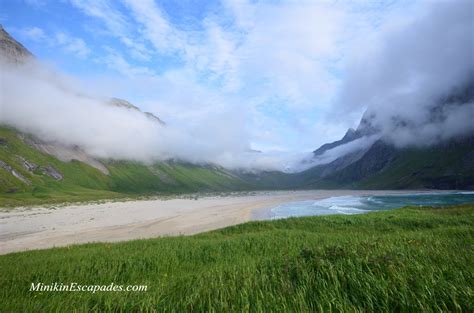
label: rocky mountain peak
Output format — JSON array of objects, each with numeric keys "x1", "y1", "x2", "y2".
[
  {"x1": 342, "y1": 128, "x2": 357, "y2": 141},
  {"x1": 0, "y1": 25, "x2": 33, "y2": 64}
]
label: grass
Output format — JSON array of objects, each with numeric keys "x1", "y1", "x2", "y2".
[
  {"x1": 299, "y1": 138, "x2": 474, "y2": 190},
  {"x1": 0, "y1": 126, "x2": 253, "y2": 208},
  {"x1": 1, "y1": 204, "x2": 472, "y2": 312},
  {"x1": 3, "y1": 124, "x2": 472, "y2": 208},
  {"x1": 353, "y1": 144, "x2": 474, "y2": 189}
]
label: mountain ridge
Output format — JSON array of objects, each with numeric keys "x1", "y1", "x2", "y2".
[
  {"x1": 0, "y1": 25, "x2": 166, "y2": 176},
  {"x1": 0, "y1": 26, "x2": 473, "y2": 207},
  {"x1": 302, "y1": 79, "x2": 474, "y2": 189},
  {"x1": 0, "y1": 26, "x2": 258, "y2": 206},
  {"x1": 0, "y1": 25, "x2": 33, "y2": 63}
]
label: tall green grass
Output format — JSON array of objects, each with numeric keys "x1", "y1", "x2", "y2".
[{"x1": 1, "y1": 205, "x2": 472, "y2": 312}]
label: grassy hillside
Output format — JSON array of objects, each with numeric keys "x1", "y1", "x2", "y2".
[
  {"x1": 299, "y1": 138, "x2": 474, "y2": 190},
  {"x1": 1, "y1": 124, "x2": 473, "y2": 208},
  {"x1": 0, "y1": 204, "x2": 472, "y2": 311},
  {"x1": 0, "y1": 126, "x2": 253, "y2": 207},
  {"x1": 235, "y1": 137, "x2": 474, "y2": 191},
  {"x1": 353, "y1": 142, "x2": 474, "y2": 189}
]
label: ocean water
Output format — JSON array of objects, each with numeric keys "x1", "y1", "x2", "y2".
[{"x1": 270, "y1": 192, "x2": 474, "y2": 219}]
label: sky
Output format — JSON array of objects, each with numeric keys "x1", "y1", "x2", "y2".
[
  {"x1": 1, "y1": 0, "x2": 415, "y2": 150},
  {"x1": 1, "y1": 0, "x2": 473, "y2": 171}
]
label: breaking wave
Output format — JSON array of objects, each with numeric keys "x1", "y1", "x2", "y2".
[{"x1": 270, "y1": 192, "x2": 474, "y2": 219}]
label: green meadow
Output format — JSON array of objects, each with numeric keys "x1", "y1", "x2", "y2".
[
  {"x1": 1, "y1": 204, "x2": 472, "y2": 312},
  {"x1": 0, "y1": 126, "x2": 252, "y2": 208},
  {"x1": 3, "y1": 124, "x2": 473, "y2": 209}
]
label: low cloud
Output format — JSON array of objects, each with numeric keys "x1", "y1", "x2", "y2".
[
  {"x1": 2, "y1": 0, "x2": 473, "y2": 174},
  {"x1": 337, "y1": 0, "x2": 474, "y2": 148},
  {"x1": 299, "y1": 135, "x2": 380, "y2": 171},
  {"x1": 0, "y1": 59, "x2": 292, "y2": 171}
]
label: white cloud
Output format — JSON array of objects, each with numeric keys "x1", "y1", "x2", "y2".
[
  {"x1": 222, "y1": 0, "x2": 255, "y2": 30},
  {"x1": 235, "y1": 2, "x2": 345, "y2": 106},
  {"x1": 122, "y1": 0, "x2": 185, "y2": 54},
  {"x1": 101, "y1": 47, "x2": 154, "y2": 77},
  {"x1": 108, "y1": 0, "x2": 358, "y2": 153},
  {"x1": 337, "y1": 0, "x2": 474, "y2": 147},
  {"x1": 304, "y1": 135, "x2": 381, "y2": 169},
  {"x1": 6, "y1": 0, "x2": 472, "y2": 172},
  {"x1": 17, "y1": 26, "x2": 91, "y2": 59},
  {"x1": 54, "y1": 32, "x2": 91, "y2": 58},
  {"x1": 1, "y1": 59, "x2": 294, "y2": 171},
  {"x1": 18, "y1": 26, "x2": 47, "y2": 41},
  {"x1": 68, "y1": 0, "x2": 153, "y2": 61},
  {"x1": 69, "y1": 0, "x2": 128, "y2": 35}
]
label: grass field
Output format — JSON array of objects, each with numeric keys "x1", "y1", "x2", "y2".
[
  {"x1": 0, "y1": 126, "x2": 252, "y2": 208},
  {"x1": 1, "y1": 204, "x2": 472, "y2": 312}
]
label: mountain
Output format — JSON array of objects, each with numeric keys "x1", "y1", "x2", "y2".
[
  {"x1": 109, "y1": 98, "x2": 165, "y2": 125},
  {"x1": 1, "y1": 25, "x2": 472, "y2": 207},
  {"x1": 0, "y1": 125, "x2": 256, "y2": 206},
  {"x1": 1, "y1": 24, "x2": 165, "y2": 128},
  {"x1": 0, "y1": 26, "x2": 256, "y2": 206},
  {"x1": 312, "y1": 109, "x2": 380, "y2": 157},
  {"x1": 0, "y1": 25, "x2": 33, "y2": 63},
  {"x1": 300, "y1": 83, "x2": 474, "y2": 190},
  {"x1": 313, "y1": 128, "x2": 358, "y2": 157}
]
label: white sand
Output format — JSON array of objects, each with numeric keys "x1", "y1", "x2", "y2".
[{"x1": 0, "y1": 190, "x2": 424, "y2": 254}]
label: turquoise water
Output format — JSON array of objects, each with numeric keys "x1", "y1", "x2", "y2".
[{"x1": 270, "y1": 192, "x2": 474, "y2": 219}]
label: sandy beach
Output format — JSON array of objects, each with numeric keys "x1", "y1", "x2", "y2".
[{"x1": 0, "y1": 190, "x2": 426, "y2": 254}]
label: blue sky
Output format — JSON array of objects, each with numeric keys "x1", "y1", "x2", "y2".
[{"x1": 1, "y1": 0, "x2": 417, "y2": 154}]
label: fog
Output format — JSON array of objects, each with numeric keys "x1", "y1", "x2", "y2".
[
  {"x1": 0, "y1": 59, "x2": 293, "y2": 171},
  {"x1": 337, "y1": 0, "x2": 474, "y2": 148},
  {"x1": 1, "y1": 0, "x2": 473, "y2": 173},
  {"x1": 310, "y1": 0, "x2": 474, "y2": 167},
  {"x1": 302, "y1": 135, "x2": 381, "y2": 169}
]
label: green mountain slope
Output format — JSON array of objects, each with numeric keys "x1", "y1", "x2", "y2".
[
  {"x1": 2, "y1": 25, "x2": 473, "y2": 208},
  {"x1": 352, "y1": 138, "x2": 474, "y2": 189},
  {"x1": 0, "y1": 27, "x2": 258, "y2": 207},
  {"x1": 298, "y1": 78, "x2": 474, "y2": 190},
  {"x1": 299, "y1": 137, "x2": 474, "y2": 190},
  {"x1": 0, "y1": 126, "x2": 254, "y2": 207},
  {"x1": 2, "y1": 123, "x2": 473, "y2": 208}
]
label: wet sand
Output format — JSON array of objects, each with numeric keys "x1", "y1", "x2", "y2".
[{"x1": 0, "y1": 190, "x2": 426, "y2": 254}]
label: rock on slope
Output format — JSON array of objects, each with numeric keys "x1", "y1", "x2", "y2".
[{"x1": 0, "y1": 25, "x2": 33, "y2": 63}]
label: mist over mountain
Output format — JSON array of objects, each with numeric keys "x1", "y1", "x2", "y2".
[
  {"x1": 305, "y1": 0, "x2": 473, "y2": 170},
  {"x1": 0, "y1": 0, "x2": 473, "y2": 191},
  {"x1": 0, "y1": 25, "x2": 291, "y2": 171},
  {"x1": 344, "y1": 1, "x2": 472, "y2": 144}
]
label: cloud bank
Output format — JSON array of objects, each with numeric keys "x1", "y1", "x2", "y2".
[
  {"x1": 337, "y1": 0, "x2": 474, "y2": 148},
  {"x1": 1, "y1": 0, "x2": 473, "y2": 173},
  {"x1": 0, "y1": 59, "x2": 294, "y2": 171},
  {"x1": 308, "y1": 0, "x2": 474, "y2": 166}
]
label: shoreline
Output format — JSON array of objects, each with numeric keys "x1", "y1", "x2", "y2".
[{"x1": 0, "y1": 189, "x2": 454, "y2": 255}]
